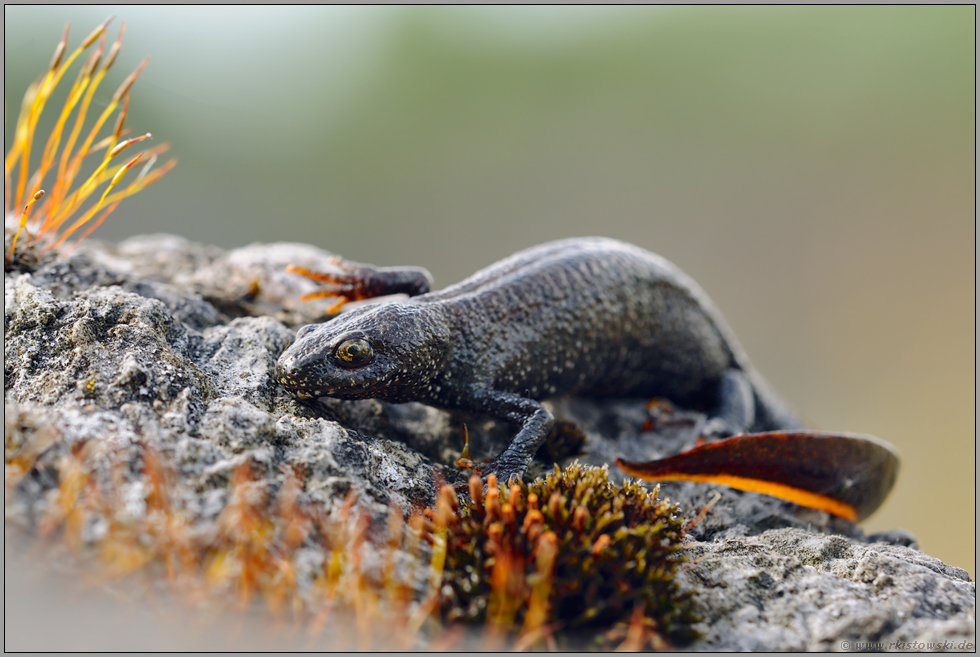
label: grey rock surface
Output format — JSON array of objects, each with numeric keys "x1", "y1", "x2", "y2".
[
  {"x1": 4, "y1": 233, "x2": 974, "y2": 650},
  {"x1": 680, "y1": 529, "x2": 974, "y2": 650}
]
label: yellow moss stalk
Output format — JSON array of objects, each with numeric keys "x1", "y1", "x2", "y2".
[
  {"x1": 7, "y1": 190, "x2": 45, "y2": 259},
  {"x1": 4, "y1": 18, "x2": 175, "y2": 265}
]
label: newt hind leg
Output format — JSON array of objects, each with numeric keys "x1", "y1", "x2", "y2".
[
  {"x1": 716, "y1": 368, "x2": 756, "y2": 434},
  {"x1": 694, "y1": 368, "x2": 758, "y2": 440},
  {"x1": 287, "y1": 257, "x2": 433, "y2": 312}
]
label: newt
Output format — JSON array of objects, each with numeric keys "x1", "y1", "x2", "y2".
[{"x1": 276, "y1": 237, "x2": 811, "y2": 484}]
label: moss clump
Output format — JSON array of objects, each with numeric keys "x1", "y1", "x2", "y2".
[{"x1": 434, "y1": 462, "x2": 698, "y2": 648}]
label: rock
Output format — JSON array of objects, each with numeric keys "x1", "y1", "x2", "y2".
[
  {"x1": 680, "y1": 528, "x2": 975, "y2": 651},
  {"x1": 4, "y1": 232, "x2": 974, "y2": 650},
  {"x1": 276, "y1": 416, "x2": 433, "y2": 513},
  {"x1": 4, "y1": 240, "x2": 438, "y2": 526}
]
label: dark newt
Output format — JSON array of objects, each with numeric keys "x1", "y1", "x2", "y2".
[{"x1": 275, "y1": 237, "x2": 807, "y2": 484}]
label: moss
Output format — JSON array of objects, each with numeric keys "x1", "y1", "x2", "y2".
[
  {"x1": 434, "y1": 462, "x2": 699, "y2": 648},
  {"x1": 4, "y1": 18, "x2": 175, "y2": 272}
]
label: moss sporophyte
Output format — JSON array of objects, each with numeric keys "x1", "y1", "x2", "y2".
[
  {"x1": 428, "y1": 464, "x2": 699, "y2": 649},
  {"x1": 4, "y1": 17, "x2": 176, "y2": 269}
]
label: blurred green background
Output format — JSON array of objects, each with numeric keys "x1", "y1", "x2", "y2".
[{"x1": 5, "y1": 6, "x2": 975, "y2": 577}]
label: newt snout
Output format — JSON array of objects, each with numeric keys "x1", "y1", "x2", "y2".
[
  {"x1": 275, "y1": 323, "x2": 335, "y2": 397},
  {"x1": 275, "y1": 356, "x2": 324, "y2": 399}
]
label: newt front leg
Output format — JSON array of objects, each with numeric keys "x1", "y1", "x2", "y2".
[{"x1": 463, "y1": 388, "x2": 555, "y2": 484}]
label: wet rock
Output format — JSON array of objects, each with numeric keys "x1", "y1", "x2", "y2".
[{"x1": 4, "y1": 232, "x2": 973, "y2": 650}]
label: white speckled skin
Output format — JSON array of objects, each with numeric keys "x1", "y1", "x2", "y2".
[{"x1": 276, "y1": 237, "x2": 803, "y2": 481}]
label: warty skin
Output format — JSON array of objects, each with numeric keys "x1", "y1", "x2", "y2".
[{"x1": 276, "y1": 237, "x2": 804, "y2": 483}]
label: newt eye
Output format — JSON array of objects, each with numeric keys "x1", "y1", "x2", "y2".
[{"x1": 334, "y1": 338, "x2": 374, "y2": 369}]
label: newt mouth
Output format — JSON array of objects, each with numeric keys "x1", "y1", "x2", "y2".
[
  {"x1": 276, "y1": 377, "x2": 334, "y2": 398},
  {"x1": 274, "y1": 358, "x2": 329, "y2": 397},
  {"x1": 274, "y1": 371, "x2": 331, "y2": 398}
]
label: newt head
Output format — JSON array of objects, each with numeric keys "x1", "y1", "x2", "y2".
[{"x1": 275, "y1": 301, "x2": 451, "y2": 403}]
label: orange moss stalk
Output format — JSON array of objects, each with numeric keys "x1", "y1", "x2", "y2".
[
  {"x1": 7, "y1": 190, "x2": 45, "y2": 259},
  {"x1": 4, "y1": 18, "x2": 175, "y2": 265},
  {"x1": 432, "y1": 464, "x2": 699, "y2": 649},
  {"x1": 49, "y1": 147, "x2": 146, "y2": 250},
  {"x1": 4, "y1": 427, "x2": 443, "y2": 649}
]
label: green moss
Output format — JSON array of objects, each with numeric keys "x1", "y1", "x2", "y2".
[{"x1": 437, "y1": 462, "x2": 699, "y2": 647}]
